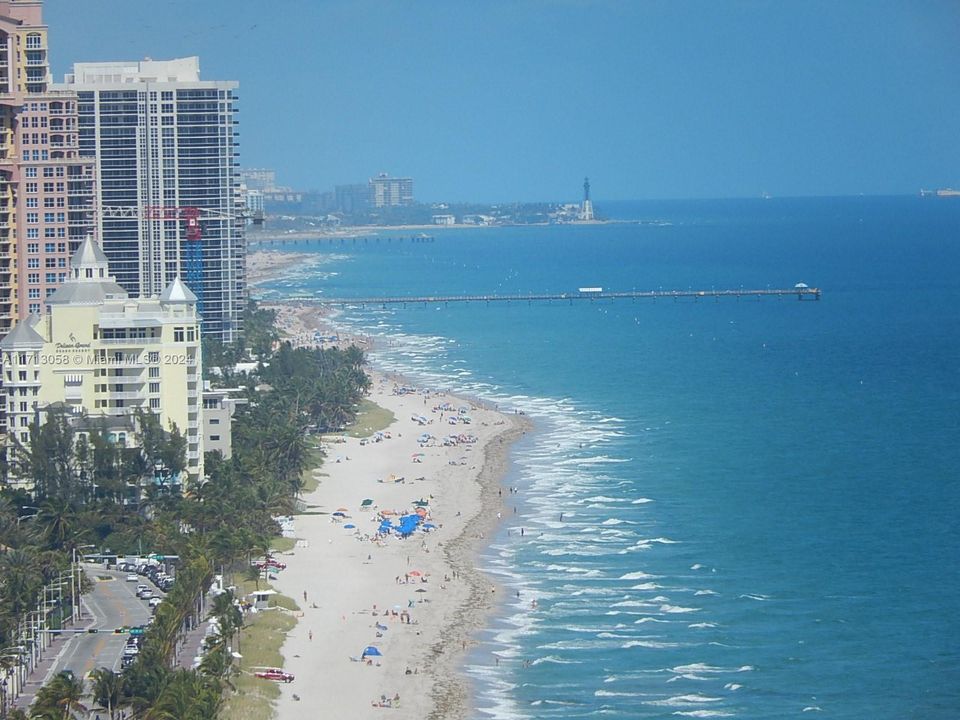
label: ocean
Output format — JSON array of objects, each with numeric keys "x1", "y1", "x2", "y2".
[{"x1": 255, "y1": 196, "x2": 960, "y2": 719}]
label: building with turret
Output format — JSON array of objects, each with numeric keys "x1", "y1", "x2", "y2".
[{"x1": 0, "y1": 237, "x2": 204, "y2": 489}]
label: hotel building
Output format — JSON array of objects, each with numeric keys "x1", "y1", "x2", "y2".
[
  {"x1": 0, "y1": 237, "x2": 204, "y2": 488},
  {"x1": 55, "y1": 57, "x2": 244, "y2": 342}
]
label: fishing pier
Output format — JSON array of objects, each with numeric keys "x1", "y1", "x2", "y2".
[{"x1": 300, "y1": 286, "x2": 821, "y2": 307}]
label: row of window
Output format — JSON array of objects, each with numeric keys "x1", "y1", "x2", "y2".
[
  {"x1": 24, "y1": 181, "x2": 66, "y2": 191},
  {"x1": 25, "y1": 212, "x2": 66, "y2": 223},
  {"x1": 26, "y1": 242, "x2": 68, "y2": 253},
  {"x1": 23, "y1": 166, "x2": 66, "y2": 178},
  {"x1": 25, "y1": 197, "x2": 66, "y2": 208},
  {"x1": 25, "y1": 257, "x2": 67, "y2": 268}
]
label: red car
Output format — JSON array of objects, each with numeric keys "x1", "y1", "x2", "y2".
[
  {"x1": 254, "y1": 559, "x2": 287, "y2": 571},
  {"x1": 254, "y1": 668, "x2": 294, "y2": 683}
]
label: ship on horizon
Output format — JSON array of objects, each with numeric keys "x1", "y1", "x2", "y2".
[{"x1": 919, "y1": 187, "x2": 960, "y2": 197}]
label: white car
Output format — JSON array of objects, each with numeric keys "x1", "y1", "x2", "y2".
[
  {"x1": 148, "y1": 597, "x2": 162, "y2": 607},
  {"x1": 125, "y1": 574, "x2": 138, "y2": 582}
]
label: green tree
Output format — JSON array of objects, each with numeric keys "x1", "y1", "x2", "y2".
[
  {"x1": 30, "y1": 671, "x2": 86, "y2": 719},
  {"x1": 89, "y1": 667, "x2": 124, "y2": 720}
]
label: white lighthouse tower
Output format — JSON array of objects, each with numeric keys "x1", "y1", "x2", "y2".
[{"x1": 579, "y1": 177, "x2": 595, "y2": 221}]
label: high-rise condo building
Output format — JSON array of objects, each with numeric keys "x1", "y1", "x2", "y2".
[
  {"x1": 56, "y1": 57, "x2": 244, "y2": 342},
  {"x1": 369, "y1": 173, "x2": 413, "y2": 208},
  {"x1": 0, "y1": 0, "x2": 96, "y2": 333}
]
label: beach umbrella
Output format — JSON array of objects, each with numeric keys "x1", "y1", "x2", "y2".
[
  {"x1": 415, "y1": 588, "x2": 427, "y2": 593},
  {"x1": 413, "y1": 500, "x2": 429, "y2": 507},
  {"x1": 332, "y1": 511, "x2": 347, "y2": 517},
  {"x1": 344, "y1": 524, "x2": 356, "y2": 529},
  {"x1": 362, "y1": 646, "x2": 383, "y2": 657},
  {"x1": 422, "y1": 523, "x2": 437, "y2": 530},
  {"x1": 336, "y1": 507, "x2": 349, "y2": 512},
  {"x1": 361, "y1": 499, "x2": 374, "y2": 507},
  {"x1": 409, "y1": 570, "x2": 423, "y2": 576}
]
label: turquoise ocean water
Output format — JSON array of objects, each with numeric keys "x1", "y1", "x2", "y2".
[{"x1": 256, "y1": 196, "x2": 960, "y2": 719}]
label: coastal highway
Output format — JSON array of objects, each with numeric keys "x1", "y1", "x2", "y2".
[{"x1": 53, "y1": 565, "x2": 154, "y2": 677}]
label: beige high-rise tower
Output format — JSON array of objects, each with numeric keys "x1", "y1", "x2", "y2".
[{"x1": 0, "y1": 0, "x2": 96, "y2": 333}]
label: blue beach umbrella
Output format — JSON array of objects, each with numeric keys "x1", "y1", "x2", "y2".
[
  {"x1": 344, "y1": 524, "x2": 356, "y2": 529},
  {"x1": 362, "y1": 646, "x2": 383, "y2": 657}
]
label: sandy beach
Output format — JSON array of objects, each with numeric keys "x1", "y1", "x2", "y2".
[{"x1": 259, "y1": 302, "x2": 531, "y2": 719}]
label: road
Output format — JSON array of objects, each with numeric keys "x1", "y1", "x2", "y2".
[{"x1": 55, "y1": 565, "x2": 154, "y2": 677}]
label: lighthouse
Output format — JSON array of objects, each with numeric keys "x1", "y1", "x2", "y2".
[{"x1": 579, "y1": 177, "x2": 595, "y2": 221}]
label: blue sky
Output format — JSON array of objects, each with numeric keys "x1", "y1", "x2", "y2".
[{"x1": 47, "y1": 0, "x2": 960, "y2": 202}]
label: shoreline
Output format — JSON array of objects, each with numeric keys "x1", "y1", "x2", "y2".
[{"x1": 263, "y1": 300, "x2": 533, "y2": 720}]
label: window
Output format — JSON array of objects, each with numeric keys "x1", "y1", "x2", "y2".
[
  {"x1": 210, "y1": 418, "x2": 220, "y2": 425},
  {"x1": 27, "y1": 258, "x2": 38, "y2": 269},
  {"x1": 25, "y1": 167, "x2": 37, "y2": 178},
  {"x1": 149, "y1": 382, "x2": 160, "y2": 393},
  {"x1": 25, "y1": 198, "x2": 37, "y2": 208},
  {"x1": 26, "y1": 229, "x2": 38, "y2": 239},
  {"x1": 45, "y1": 273, "x2": 56, "y2": 283},
  {"x1": 42, "y1": 182, "x2": 54, "y2": 192},
  {"x1": 27, "y1": 243, "x2": 38, "y2": 253},
  {"x1": 148, "y1": 352, "x2": 159, "y2": 363},
  {"x1": 25, "y1": 182, "x2": 37, "y2": 193},
  {"x1": 28, "y1": 303, "x2": 40, "y2": 314},
  {"x1": 44, "y1": 243, "x2": 55, "y2": 253},
  {"x1": 186, "y1": 327, "x2": 195, "y2": 342},
  {"x1": 150, "y1": 398, "x2": 160, "y2": 410},
  {"x1": 27, "y1": 273, "x2": 39, "y2": 284},
  {"x1": 26, "y1": 213, "x2": 38, "y2": 224},
  {"x1": 210, "y1": 435, "x2": 221, "y2": 442},
  {"x1": 148, "y1": 366, "x2": 159, "y2": 378},
  {"x1": 173, "y1": 327, "x2": 184, "y2": 342}
]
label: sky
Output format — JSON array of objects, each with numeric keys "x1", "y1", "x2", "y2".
[{"x1": 46, "y1": 0, "x2": 960, "y2": 203}]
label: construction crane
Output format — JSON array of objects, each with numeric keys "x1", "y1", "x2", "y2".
[{"x1": 96, "y1": 205, "x2": 250, "y2": 304}]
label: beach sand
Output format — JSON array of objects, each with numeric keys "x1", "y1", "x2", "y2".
[{"x1": 261, "y1": 306, "x2": 531, "y2": 719}]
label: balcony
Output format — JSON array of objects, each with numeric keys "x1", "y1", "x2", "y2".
[{"x1": 107, "y1": 390, "x2": 144, "y2": 400}]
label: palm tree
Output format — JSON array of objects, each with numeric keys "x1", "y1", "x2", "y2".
[
  {"x1": 30, "y1": 671, "x2": 86, "y2": 719},
  {"x1": 89, "y1": 667, "x2": 124, "y2": 720}
]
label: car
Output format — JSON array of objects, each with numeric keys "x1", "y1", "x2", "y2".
[
  {"x1": 137, "y1": 590, "x2": 154, "y2": 600},
  {"x1": 253, "y1": 668, "x2": 294, "y2": 683},
  {"x1": 148, "y1": 597, "x2": 162, "y2": 607},
  {"x1": 125, "y1": 574, "x2": 138, "y2": 582},
  {"x1": 136, "y1": 584, "x2": 147, "y2": 592}
]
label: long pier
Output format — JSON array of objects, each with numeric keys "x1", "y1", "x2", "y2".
[{"x1": 295, "y1": 287, "x2": 821, "y2": 306}]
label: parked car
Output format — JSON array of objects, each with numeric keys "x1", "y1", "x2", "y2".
[
  {"x1": 253, "y1": 668, "x2": 294, "y2": 683},
  {"x1": 125, "y1": 574, "x2": 138, "y2": 582}
]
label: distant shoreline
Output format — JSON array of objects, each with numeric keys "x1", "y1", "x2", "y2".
[{"x1": 247, "y1": 218, "x2": 623, "y2": 245}]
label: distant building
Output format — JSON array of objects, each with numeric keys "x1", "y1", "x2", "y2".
[
  {"x1": 0, "y1": 237, "x2": 204, "y2": 489},
  {"x1": 202, "y1": 385, "x2": 244, "y2": 459},
  {"x1": 56, "y1": 56, "x2": 245, "y2": 343},
  {"x1": 432, "y1": 214, "x2": 455, "y2": 226},
  {"x1": 334, "y1": 183, "x2": 370, "y2": 214},
  {"x1": 240, "y1": 168, "x2": 277, "y2": 193},
  {"x1": 369, "y1": 173, "x2": 413, "y2": 208}
]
